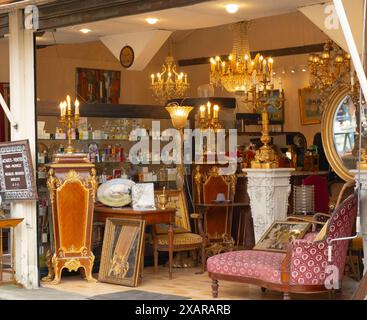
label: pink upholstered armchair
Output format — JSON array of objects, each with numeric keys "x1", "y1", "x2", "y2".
[{"x1": 207, "y1": 192, "x2": 358, "y2": 299}]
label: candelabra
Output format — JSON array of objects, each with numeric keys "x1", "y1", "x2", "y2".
[
  {"x1": 246, "y1": 76, "x2": 284, "y2": 169},
  {"x1": 59, "y1": 95, "x2": 80, "y2": 154},
  {"x1": 199, "y1": 102, "x2": 222, "y2": 131}
]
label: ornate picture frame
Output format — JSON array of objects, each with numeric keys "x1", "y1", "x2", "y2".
[
  {"x1": 154, "y1": 189, "x2": 191, "y2": 234},
  {"x1": 98, "y1": 218, "x2": 145, "y2": 287},
  {"x1": 254, "y1": 221, "x2": 311, "y2": 253},
  {"x1": 299, "y1": 88, "x2": 322, "y2": 125}
]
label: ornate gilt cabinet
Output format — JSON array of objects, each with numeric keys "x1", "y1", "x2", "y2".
[{"x1": 44, "y1": 154, "x2": 97, "y2": 284}]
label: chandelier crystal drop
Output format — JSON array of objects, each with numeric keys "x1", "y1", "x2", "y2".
[{"x1": 150, "y1": 55, "x2": 190, "y2": 105}]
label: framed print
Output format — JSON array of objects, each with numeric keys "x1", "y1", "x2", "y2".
[
  {"x1": 254, "y1": 221, "x2": 311, "y2": 253},
  {"x1": 299, "y1": 88, "x2": 322, "y2": 125},
  {"x1": 256, "y1": 89, "x2": 284, "y2": 123},
  {"x1": 98, "y1": 218, "x2": 145, "y2": 287},
  {"x1": 76, "y1": 67, "x2": 121, "y2": 104},
  {"x1": 154, "y1": 189, "x2": 190, "y2": 234}
]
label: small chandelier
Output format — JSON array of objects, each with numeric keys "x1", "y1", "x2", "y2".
[
  {"x1": 150, "y1": 55, "x2": 189, "y2": 105},
  {"x1": 308, "y1": 40, "x2": 351, "y2": 90},
  {"x1": 308, "y1": 40, "x2": 358, "y2": 110}
]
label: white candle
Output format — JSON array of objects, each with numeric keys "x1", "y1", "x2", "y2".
[
  {"x1": 66, "y1": 95, "x2": 71, "y2": 111},
  {"x1": 200, "y1": 105, "x2": 206, "y2": 119},
  {"x1": 213, "y1": 105, "x2": 219, "y2": 119},
  {"x1": 75, "y1": 99, "x2": 80, "y2": 115},
  {"x1": 207, "y1": 102, "x2": 211, "y2": 117}
]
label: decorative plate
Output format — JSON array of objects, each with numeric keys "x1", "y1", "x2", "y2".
[{"x1": 97, "y1": 179, "x2": 136, "y2": 207}]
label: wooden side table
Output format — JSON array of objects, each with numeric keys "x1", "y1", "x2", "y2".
[
  {"x1": 0, "y1": 218, "x2": 23, "y2": 285},
  {"x1": 94, "y1": 205, "x2": 176, "y2": 280}
]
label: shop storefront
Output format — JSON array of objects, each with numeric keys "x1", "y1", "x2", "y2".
[{"x1": 0, "y1": 0, "x2": 366, "y2": 300}]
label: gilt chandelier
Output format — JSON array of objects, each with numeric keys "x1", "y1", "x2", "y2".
[
  {"x1": 308, "y1": 40, "x2": 359, "y2": 110},
  {"x1": 150, "y1": 55, "x2": 189, "y2": 105},
  {"x1": 209, "y1": 21, "x2": 274, "y2": 94}
]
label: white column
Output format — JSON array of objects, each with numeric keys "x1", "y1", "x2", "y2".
[
  {"x1": 351, "y1": 170, "x2": 367, "y2": 275},
  {"x1": 245, "y1": 168, "x2": 295, "y2": 242},
  {"x1": 9, "y1": 9, "x2": 38, "y2": 288}
]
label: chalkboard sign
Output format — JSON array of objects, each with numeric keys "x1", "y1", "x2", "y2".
[{"x1": 0, "y1": 140, "x2": 38, "y2": 201}]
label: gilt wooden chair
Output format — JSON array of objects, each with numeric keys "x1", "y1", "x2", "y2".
[
  {"x1": 207, "y1": 190, "x2": 358, "y2": 299},
  {"x1": 152, "y1": 189, "x2": 206, "y2": 272}
]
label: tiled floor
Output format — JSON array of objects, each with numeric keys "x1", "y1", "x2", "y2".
[
  {"x1": 37, "y1": 266, "x2": 359, "y2": 300},
  {"x1": 0, "y1": 266, "x2": 360, "y2": 300}
]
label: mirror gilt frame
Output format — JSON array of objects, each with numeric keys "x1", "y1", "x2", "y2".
[{"x1": 322, "y1": 86, "x2": 354, "y2": 182}]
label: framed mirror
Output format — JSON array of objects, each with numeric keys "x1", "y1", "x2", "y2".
[{"x1": 322, "y1": 86, "x2": 361, "y2": 182}]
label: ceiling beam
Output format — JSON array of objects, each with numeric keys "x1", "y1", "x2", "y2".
[
  {"x1": 37, "y1": 0, "x2": 214, "y2": 31},
  {"x1": 178, "y1": 43, "x2": 326, "y2": 67}
]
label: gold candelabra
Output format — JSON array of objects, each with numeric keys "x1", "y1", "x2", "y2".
[
  {"x1": 59, "y1": 95, "x2": 80, "y2": 154},
  {"x1": 199, "y1": 102, "x2": 222, "y2": 131},
  {"x1": 248, "y1": 76, "x2": 284, "y2": 169}
]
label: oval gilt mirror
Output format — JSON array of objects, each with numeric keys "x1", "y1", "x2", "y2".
[{"x1": 322, "y1": 86, "x2": 361, "y2": 182}]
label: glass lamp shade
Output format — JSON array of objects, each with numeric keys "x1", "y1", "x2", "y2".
[{"x1": 165, "y1": 105, "x2": 193, "y2": 130}]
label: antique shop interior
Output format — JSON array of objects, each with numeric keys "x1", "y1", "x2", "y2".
[{"x1": 0, "y1": 0, "x2": 366, "y2": 300}]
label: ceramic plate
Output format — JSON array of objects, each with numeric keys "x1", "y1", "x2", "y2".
[{"x1": 97, "y1": 178, "x2": 136, "y2": 207}]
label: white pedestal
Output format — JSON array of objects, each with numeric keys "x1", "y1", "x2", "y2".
[
  {"x1": 245, "y1": 168, "x2": 295, "y2": 243},
  {"x1": 350, "y1": 170, "x2": 367, "y2": 275}
]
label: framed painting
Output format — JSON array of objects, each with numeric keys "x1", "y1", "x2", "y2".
[
  {"x1": 299, "y1": 88, "x2": 323, "y2": 125},
  {"x1": 76, "y1": 67, "x2": 121, "y2": 104},
  {"x1": 256, "y1": 89, "x2": 284, "y2": 123},
  {"x1": 154, "y1": 189, "x2": 191, "y2": 234},
  {"x1": 254, "y1": 221, "x2": 311, "y2": 253},
  {"x1": 98, "y1": 218, "x2": 145, "y2": 287}
]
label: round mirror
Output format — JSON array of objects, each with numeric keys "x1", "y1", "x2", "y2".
[{"x1": 322, "y1": 86, "x2": 360, "y2": 182}]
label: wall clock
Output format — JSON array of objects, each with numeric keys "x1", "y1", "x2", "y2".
[{"x1": 120, "y1": 45, "x2": 134, "y2": 69}]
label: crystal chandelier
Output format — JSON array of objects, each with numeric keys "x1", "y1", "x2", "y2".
[
  {"x1": 150, "y1": 55, "x2": 189, "y2": 105},
  {"x1": 210, "y1": 21, "x2": 273, "y2": 94}
]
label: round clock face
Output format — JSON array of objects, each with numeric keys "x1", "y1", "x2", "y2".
[{"x1": 120, "y1": 45, "x2": 134, "y2": 68}]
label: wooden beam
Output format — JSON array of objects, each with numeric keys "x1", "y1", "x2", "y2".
[
  {"x1": 178, "y1": 43, "x2": 326, "y2": 67},
  {"x1": 37, "y1": 0, "x2": 214, "y2": 31}
]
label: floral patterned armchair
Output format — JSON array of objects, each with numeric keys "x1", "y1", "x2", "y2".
[{"x1": 207, "y1": 192, "x2": 357, "y2": 299}]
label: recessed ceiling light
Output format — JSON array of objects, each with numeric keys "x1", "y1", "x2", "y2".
[
  {"x1": 79, "y1": 28, "x2": 91, "y2": 34},
  {"x1": 225, "y1": 4, "x2": 239, "y2": 14},
  {"x1": 146, "y1": 18, "x2": 159, "y2": 25}
]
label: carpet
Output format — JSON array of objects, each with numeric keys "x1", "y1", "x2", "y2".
[{"x1": 89, "y1": 290, "x2": 190, "y2": 300}]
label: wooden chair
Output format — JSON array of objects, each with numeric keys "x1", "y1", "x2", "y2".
[
  {"x1": 193, "y1": 165, "x2": 237, "y2": 243},
  {"x1": 207, "y1": 189, "x2": 358, "y2": 299},
  {"x1": 152, "y1": 189, "x2": 206, "y2": 272}
]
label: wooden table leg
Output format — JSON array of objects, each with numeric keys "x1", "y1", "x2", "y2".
[
  {"x1": 168, "y1": 222, "x2": 173, "y2": 280},
  {"x1": 140, "y1": 228, "x2": 146, "y2": 285}
]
